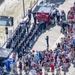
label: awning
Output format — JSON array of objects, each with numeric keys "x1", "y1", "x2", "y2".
[{"x1": 0, "y1": 47, "x2": 13, "y2": 59}]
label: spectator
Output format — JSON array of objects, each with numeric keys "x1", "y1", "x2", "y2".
[
  {"x1": 56, "y1": 10, "x2": 60, "y2": 23},
  {"x1": 18, "y1": 61, "x2": 22, "y2": 72},
  {"x1": 56, "y1": 63, "x2": 61, "y2": 75},
  {"x1": 3, "y1": 65, "x2": 7, "y2": 75},
  {"x1": 30, "y1": 67, "x2": 36, "y2": 75},
  {"x1": 50, "y1": 63, "x2": 55, "y2": 75},
  {"x1": 61, "y1": 10, "x2": 66, "y2": 21}
]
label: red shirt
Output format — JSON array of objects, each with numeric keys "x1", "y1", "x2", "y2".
[
  {"x1": 39, "y1": 72, "x2": 42, "y2": 75},
  {"x1": 50, "y1": 57, "x2": 54, "y2": 62},
  {"x1": 69, "y1": 15, "x2": 74, "y2": 19},
  {"x1": 50, "y1": 64, "x2": 55, "y2": 70},
  {"x1": 37, "y1": 72, "x2": 42, "y2": 75},
  {"x1": 35, "y1": 64, "x2": 39, "y2": 68},
  {"x1": 48, "y1": 53, "x2": 50, "y2": 57},
  {"x1": 66, "y1": 58, "x2": 69, "y2": 63}
]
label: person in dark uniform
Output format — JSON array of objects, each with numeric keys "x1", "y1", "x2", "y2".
[
  {"x1": 26, "y1": 22, "x2": 29, "y2": 33},
  {"x1": 50, "y1": 13, "x2": 55, "y2": 25},
  {"x1": 33, "y1": 14, "x2": 37, "y2": 25},
  {"x1": 28, "y1": 13, "x2": 31, "y2": 21},
  {"x1": 56, "y1": 11, "x2": 60, "y2": 23},
  {"x1": 43, "y1": 19, "x2": 46, "y2": 31},
  {"x1": 28, "y1": 8, "x2": 32, "y2": 21},
  {"x1": 61, "y1": 22, "x2": 67, "y2": 33},
  {"x1": 46, "y1": 36, "x2": 49, "y2": 51}
]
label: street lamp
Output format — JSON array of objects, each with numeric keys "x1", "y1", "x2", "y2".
[{"x1": 22, "y1": 0, "x2": 25, "y2": 17}]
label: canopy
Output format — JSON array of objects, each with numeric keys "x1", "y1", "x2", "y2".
[{"x1": 0, "y1": 47, "x2": 13, "y2": 59}]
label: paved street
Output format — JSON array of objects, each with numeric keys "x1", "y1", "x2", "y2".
[
  {"x1": 32, "y1": 0, "x2": 75, "y2": 51},
  {"x1": 32, "y1": 25, "x2": 63, "y2": 51}
]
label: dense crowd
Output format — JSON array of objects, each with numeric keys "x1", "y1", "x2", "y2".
[{"x1": 0, "y1": 2, "x2": 75, "y2": 75}]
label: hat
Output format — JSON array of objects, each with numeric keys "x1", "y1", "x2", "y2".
[{"x1": 33, "y1": 50, "x2": 35, "y2": 52}]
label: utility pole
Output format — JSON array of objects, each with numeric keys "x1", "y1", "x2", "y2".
[{"x1": 22, "y1": 0, "x2": 25, "y2": 17}]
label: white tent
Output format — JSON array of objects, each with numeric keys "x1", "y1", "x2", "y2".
[{"x1": 0, "y1": 47, "x2": 13, "y2": 59}]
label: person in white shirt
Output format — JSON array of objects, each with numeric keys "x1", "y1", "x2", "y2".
[
  {"x1": 30, "y1": 68, "x2": 36, "y2": 75},
  {"x1": 57, "y1": 56, "x2": 60, "y2": 66},
  {"x1": 31, "y1": 61, "x2": 36, "y2": 67}
]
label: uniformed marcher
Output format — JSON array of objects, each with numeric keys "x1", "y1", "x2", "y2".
[
  {"x1": 28, "y1": 13, "x2": 31, "y2": 21},
  {"x1": 43, "y1": 19, "x2": 46, "y2": 31},
  {"x1": 46, "y1": 36, "x2": 49, "y2": 51},
  {"x1": 34, "y1": 14, "x2": 37, "y2": 25},
  {"x1": 28, "y1": 8, "x2": 32, "y2": 21}
]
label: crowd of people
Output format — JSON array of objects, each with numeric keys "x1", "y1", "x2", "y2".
[
  {"x1": 0, "y1": 1, "x2": 75, "y2": 75},
  {"x1": 16, "y1": 2, "x2": 75, "y2": 75},
  {"x1": 9, "y1": 18, "x2": 75, "y2": 75}
]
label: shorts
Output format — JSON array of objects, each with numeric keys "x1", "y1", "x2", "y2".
[
  {"x1": 26, "y1": 66, "x2": 29, "y2": 70},
  {"x1": 51, "y1": 70, "x2": 54, "y2": 72}
]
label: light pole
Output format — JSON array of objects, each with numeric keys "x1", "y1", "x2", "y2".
[{"x1": 22, "y1": 0, "x2": 25, "y2": 17}]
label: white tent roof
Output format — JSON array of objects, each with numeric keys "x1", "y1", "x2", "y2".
[
  {"x1": 37, "y1": 6, "x2": 52, "y2": 13},
  {"x1": 0, "y1": 47, "x2": 13, "y2": 58}
]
